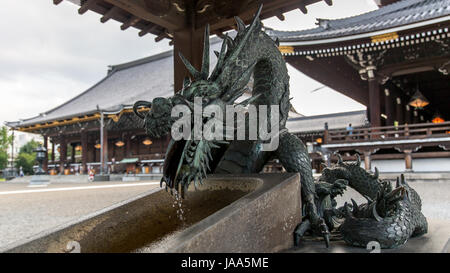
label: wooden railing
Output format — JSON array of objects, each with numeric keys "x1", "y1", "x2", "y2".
[{"x1": 325, "y1": 121, "x2": 450, "y2": 144}]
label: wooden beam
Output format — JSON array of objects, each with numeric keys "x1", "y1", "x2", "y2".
[
  {"x1": 103, "y1": 0, "x2": 184, "y2": 30},
  {"x1": 138, "y1": 23, "x2": 158, "y2": 37},
  {"x1": 78, "y1": 0, "x2": 98, "y2": 15},
  {"x1": 100, "y1": 6, "x2": 119, "y2": 23},
  {"x1": 208, "y1": 0, "x2": 321, "y2": 31},
  {"x1": 155, "y1": 32, "x2": 169, "y2": 42},
  {"x1": 173, "y1": 28, "x2": 204, "y2": 92},
  {"x1": 298, "y1": 5, "x2": 308, "y2": 14},
  {"x1": 276, "y1": 13, "x2": 285, "y2": 21},
  {"x1": 53, "y1": 0, "x2": 63, "y2": 5},
  {"x1": 120, "y1": 16, "x2": 139, "y2": 30}
]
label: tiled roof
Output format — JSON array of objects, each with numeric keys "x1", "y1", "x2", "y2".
[
  {"x1": 287, "y1": 110, "x2": 368, "y2": 134},
  {"x1": 266, "y1": 0, "x2": 450, "y2": 43}
]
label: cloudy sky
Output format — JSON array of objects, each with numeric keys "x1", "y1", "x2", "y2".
[{"x1": 0, "y1": 0, "x2": 378, "y2": 128}]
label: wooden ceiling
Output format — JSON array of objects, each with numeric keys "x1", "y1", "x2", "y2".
[{"x1": 53, "y1": 0, "x2": 327, "y2": 43}]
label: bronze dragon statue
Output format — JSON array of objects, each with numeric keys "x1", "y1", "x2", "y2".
[{"x1": 313, "y1": 154, "x2": 428, "y2": 248}]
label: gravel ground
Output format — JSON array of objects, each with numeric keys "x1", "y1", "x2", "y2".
[{"x1": 0, "y1": 181, "x2": 159, "y2": 248}]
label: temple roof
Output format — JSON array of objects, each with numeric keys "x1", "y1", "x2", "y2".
[
  {"x1": 266, "y1": 0, "x2": 450, "y2": 44},
  {"x1": 6, "y1": 37, "x2": 222, "y2": 129}
]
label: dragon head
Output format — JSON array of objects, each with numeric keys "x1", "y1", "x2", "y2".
[{"x1": 133, "y1": 6, "x2": 264, "y2": 197}]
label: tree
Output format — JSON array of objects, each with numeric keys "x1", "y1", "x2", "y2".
[
  {"x1": 0, "y1": 126, "x2": 13, "y2": 170},
  {"x1": 15, "y1": 152, "x2": 35, "y2": 175},
  {"x1": 15, "y1": 139, "x2": 40, "y2": 175},
  {"x1": 19, "y1": 139, "x2": 40, "y2": 154}
]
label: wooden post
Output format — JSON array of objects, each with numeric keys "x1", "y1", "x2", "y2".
[
  {"x1": 363, "y1": 151, "x2": 371, "y2": 171},
  {"x1": 384, "y1": 88, "x2": 394, "y2": 126},
  {"x1": 43, "y1": 136, "x2": 48, "y2": 173},
  {"x1": 51, "y1": 140, "x2": 55, "y2": 163},
  {"x1": 71, "y1": 144, "x2": 76, "y2": 163},
  {"x1": 404, "y1": 149, "x2": 413, "y2": 172},
  {"x1": 413, "y1": 110, "x2": 419, "y2": 124},
  {"x1": 81, "y1": 131, "x2": 88, "y2": 174},
  {"x1": 102, "y1": 125, "x2": 109, "y2": 174},
  {"x1": 395, "y1": 97, "x2": 404, "y2": 125},
  {"x1": 59, "y1": 136, "x2": 67, "y2": 174},
  {"x1": 368, "y1": 77, "x2": 381, "y2": 127},
  {"x1": 404, "y1": 105, "x2": 412, "y2": 124},
  {"x1": 173, "y1": 28, "x2": 204, "y2": 93},
  {"x1": 125, "y1": 133, "x2": 132, "y2": 157}
]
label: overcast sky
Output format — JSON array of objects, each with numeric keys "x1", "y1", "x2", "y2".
[{"x1": 0, "y1": 0, "x2": 378, "y2": 128}]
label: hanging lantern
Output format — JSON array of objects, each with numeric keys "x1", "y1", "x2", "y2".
[
  {"x1": 95, "y1": 142, "x2": 101, "y2": 149},
  {"x1": 115, "y1": 140, "x2": 125, "y2": 147},
  {"x1": 432, "y1": 112, "x2": 445, "y2": 124},
  {"x1": 315, "y1": 137, "x2": 323, "y2": 144},
  {"x1": 143, "y1": 138, "x2": 153, "y2": 146},
  {"x1": 408, "y1": 90, "x2": 429, "y2": 109},
  {"x1": 75, "y1": 145, "x2": 82, "y2": 151}
]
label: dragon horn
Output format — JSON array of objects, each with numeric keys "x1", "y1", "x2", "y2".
[
  {"x1": 373, "y1": 167, "x2": 379, "y2": 179},
  {"x1": 400, "y1": 173, "x2": 409, "y2": 186},
  {"x1": 343, "y1": 202, "x2": 353, "y2": 217},
  {"x1": 200, "y1": 24, "x2": 210, "y2": 80},
  {"x1": 363, "y1": 194, "x2": 373, "y2": 204},
  {"x1": 234, "y1": 16, "x2": 246, "y2": 33},
  {"x1": 396, "y1": 176, "x2": 400, "y2": 188},
  {"x1": 336, "y1": 153, "x2": 343, "y2": 164},
  {"x1": 182, "y1": 76, "x2": 190, "y2": 90},
  {"x1": 179, "y1": 52, "x2": 202, "y2": 80},
  {"x1": 351, "y1": 199, "x2": 359, "y2": 215},
  {"x1": 217, "y1": 4, "x2": 262, "y2": 85},
  {"x1": 355, "y1": 153, "x2": 361, "y2": 166},
  {"x1": 209, "y1": 34, "x2": 228, "y2": 80},
  {"x1": 372, "y1": 201, "x2": 383, "y2": 222}
]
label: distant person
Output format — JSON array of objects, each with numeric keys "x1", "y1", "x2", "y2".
[
  {"x1": 19, "y1": 166, "x2": 24, "y2": 177},
  {"x1": 346, "y1": 123, "x2": 353, "y2": 136}
]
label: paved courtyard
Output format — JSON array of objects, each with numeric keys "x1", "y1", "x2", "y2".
[{"x1": 0, "y1": 181, "x2": 159, "y2": 248}]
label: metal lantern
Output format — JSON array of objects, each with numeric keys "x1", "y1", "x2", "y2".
[
  {"x1": 408, "y1": 90, "x2": 429, "y2": 109},
  {"x1": 115, "y1": 140, "x2": 125, "y2": 147},
  {"x1": 143, "y1": 138, "x2": 153, "y2": 146},
  {"x1": 33, "y1": 145, "x2": 47, "y2": 175}
]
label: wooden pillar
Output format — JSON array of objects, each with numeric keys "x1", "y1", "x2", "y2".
[
  {"x1": 395, "y1": 97, "x2": 404, "y2": 125},
  {"x1": 102, "y1": 126, "x2": 108, "y2": 174},
  {"x1": 43, "y1": 136, "x2": 48, "y2": 173},
  {"x1": 404, "y1": 149, "x2": 413, "y2": 172},
  {"x1": 71, "y1": 144, "x2": 76, "y2": 163},
  {"x1": 404, "y1": 105, "x2": 412, "y2": 124},
  {"x1": 51, "y1": 140, "x2": 55, "y2": 163},
  {"x1": 368, "y1": 77, "x2": 381, "y2": 127},
  {"x1": 125, "y1": 134, "x2": 132, "y2": 157},
  {"x1": 384, "y1": 88, "x2": 394, "y2": 126},
  {"x1": 173, "y1": 28, "x2": 204, "y2": 93},
  {"x1": 413, "y1": 110, "x2": 419, "y2": 124},
  {"x1": 363, "y1": 151, "x2": 371, "y2": 171},
  {"x1": 81, "y1": 131, "x2": 88, "y2": 174},
  {"x1": 59, "y1": 136, "x2": 67, "y2": 174}
]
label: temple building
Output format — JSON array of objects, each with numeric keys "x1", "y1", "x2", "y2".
[{"x1": 267, "y1": 0, "x2": 450, "y2": 172}]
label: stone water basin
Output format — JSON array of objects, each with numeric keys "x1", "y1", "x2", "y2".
[{"x1": 2, "y1": 173, "x2": 301, "y2": 253}]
